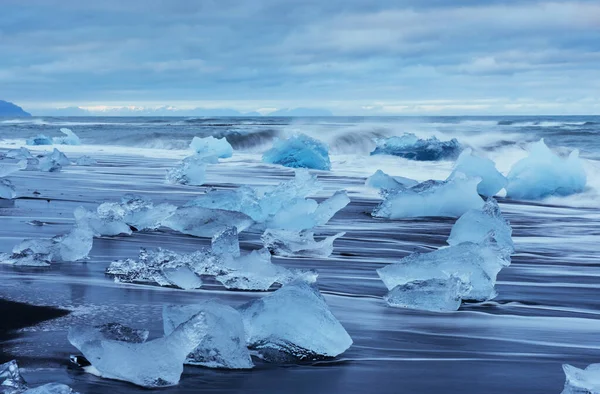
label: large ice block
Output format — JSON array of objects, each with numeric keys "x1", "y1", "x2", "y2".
[
  {"x1": 370, "y1": 133, "x2": 462, "y2": 161},
  {"x1": 450, "y1": 149, "x2": 507, "y2": 196},
  {"x1": 384, "y1": 276, "x2": 471, "y2": 312},
  {"x1": 562, "y1": 363, "x2": 600, "y2": 394},
  {"x1": 262, "y1": 229, "x2": 345, "y2": 257},
  {"x1": 166, "y1": 155, "x2": 208, "y2": 186},
  {"x1": 0, "y1": 360, "x2": 28, "y2": 393},
  {"x1": 262, "y1": 134, "x2": 331, "y2": 170},
  {"x1": 0, "y1": 179, "x2": 16, "y2": 199},
  {"x1": 190, "y1": 136, "x2": 233, "y2": 159},
  {"x1": 162, "y1": 206, "x2": 254, "y2": 237},
  {"x1": 53, "y1": 128, "x2": 81, "y2": 145}
]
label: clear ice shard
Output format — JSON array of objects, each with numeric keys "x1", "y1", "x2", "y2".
[
  {"x1": 372, "y1": 175, "x2": 484, "y2": 219},
  {"x1": 162, "y1": 206, "x2": 254, "y2": 237},
  {"x1": 370, "y1": 133, "x2": 462, "y2": 161},
  {"x1": 261, "y1": 229, "x2": 345, "y2": 257},
  {"x1": 562, "y1": 363, "x2": 600, "y2": 394},
  {"x1": 36, "y1": 149, "x2": 71, "y2": 172},
  {"x1": 163, "y1": 301, "x2": 253, "y2": 369},
  {"x1": 189, "y1": 136, "x2": 233, "y2": 159},
  {"x1": 377, "y1": 240, "x2": 510, "y2": 302},
  {"x1": 447, "y1": 198, "x2": 514, "y2": 253},
  {"x1": 53, "y1": 128, "x2": 81, "y2": 145},
  {"x1": 10, "y1": 227, "x2": 94, "y2": 263},
  {"x1": 74, "y1": 206, "x2": 132, "y2": 237},
  {"x1": 67, "y1": 312, "x2": 210, "y2": 388},
  {"x1": 0, "y1": 249, "x2": 52, "y2": 267},
  {"x1": 365, "y1": 170, "x2": 418, "y2": 190},
  {"x1": 0, "y1": 359, "x2": 28, "y2": 393},
  {"x1": 0, "y1": 179, "x2": 16, "y2": 199},
  {"x1": 507, "y1": 139, "x2": 586, "y2": 200},
  {"x1": 450, "y1": 148, "x2": 507, "y2": 196},
  {"x1": 238, "y1": 281, "x2": 352, "y2": 361},
  {"x1": 22, "y1": 383, "x2": 78, "y2": 394},
  {"x1": 262, "y1": 134, "x2": 331, "y2": 170},
  {"x1": 384, "y1": 276, "x2": 471, "y2": 312},
  {"x1": 166, "y1": 155, "x2": 208, "y2": 186}
]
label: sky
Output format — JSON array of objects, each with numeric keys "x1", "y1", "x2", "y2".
[{"x1": 1, "y1": 0, "x2": 600, "y2": 115}]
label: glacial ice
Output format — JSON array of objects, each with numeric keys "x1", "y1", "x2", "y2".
[
  {"x1": 53, "y1": 128, "x2": 81, "y2": 145},
  {"x1": 36, "y1": 149, "x2": 70, "y2": 172},
  {"x1": 166, "y1": 154, "x2": 209, "y2": 186},
  {"x1": 162, "y1": 206, "x2": 254, "y2": 237},
  {"x1": 372, "y1": 175, "x2": 484, "y2": 219},
  {"x1": 0, "y1": 160, "x2": 27, "y2": 178},
  {"x1": 450, "y1": 148, "x2": 507, "y2": 196},
  {"x1": 261, "y1": 229, "x2": 345, "y2": 257},
  {"x1": 68, "y1": 312, "x2": 210, "y2": 388},
  {"x1": 370, "y1": 133, "x2": 463, "y2": 161},
  {"x1": 506, "y1": 139, "x2": 587, "y2": 200},
  {"x1": 210, "y1": 227, "x2": 241, "y2": 258},
  {"x1": 75, "y1": 156, "x2": 96, "y2": 166},
  {"x1": 0, "y1": 249, "x2": 51, "y2": 267},
  {"x1": 0, "y1": 359, "x2": 27, "y2": 393},
  {"x1": 447, "y1": 198, "x2": 514, "y2": 253},
  {"x1": 74, "y1": 206, "x2": 132, "y2": 237},
  {"x1": 0, "y1": 179, "x2": 16, "y2": 199},
  {"x1": 5, "y1": 147, "x2": 33, "y2": 160},
  {"x1": 238, "y1": 281, "x2": 352, "y2": 361},
  {"x1": 23, "y1": 383, "x2": 77, "y2": 394},
  {"x1": 163, "y1": 301, "x2": 253, "y2": 369},
  {"x1": 26, "y1": 134, "x2": 53, "y2": 146},
  {"x1": 562, "y1": 363, "x2": 600, "y2": 394},
  {"x1": 12, "y1": 227, "x2": 94, "y2": 262},
  {"x1": 365, "y1": 170, "x2": 418, "y2": 190},
  {"x1": 96, "y1": 323, "x2": 149, "y2": 343},
  {"x1": 377, "y1": 240, "x2": 510, "y2": 302},
  {"x1": 262, "y1": 134, "x2": 331, "y2": 170},
  {"x1": 384, "y1": 276, "x2": 471, "y2": 312},
  {"x1": 190, "y1": 136, "x2": 233, "y2": 159}
]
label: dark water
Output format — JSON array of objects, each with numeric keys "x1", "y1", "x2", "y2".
[{"x1": 0, "y1": 116, "x2": 599, "y2": 393}]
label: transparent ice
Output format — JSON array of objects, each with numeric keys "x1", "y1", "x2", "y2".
[
  {"x1": 162, "y1": 206, "x2": 254, "y2": 237},
  {"x1": 262, "y1": 134, "x2": 331, "y2": 170},
  {"x1": 384, "y1": 276, "x2": 472, "y2": 312},
  {"x1": 53, "y1": 128, "x2": 81, "y2": 145},
  {"x1": 189, "y1": 136, "x2": 233, "y2": 159},
  {"x1": 450, "y1": 148, "x2": 507, "y2": 196},
  {"x1": 365, "y1": 170, "x2": 417, "y2": 190},
  {"x1": 562, "y1": 363, "x2": 600, "y2": 394},
  {"x1": 261, "y1": 229, "x2": 345, "y2": 257}
]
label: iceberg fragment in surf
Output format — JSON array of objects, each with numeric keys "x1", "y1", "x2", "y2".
[
  {"x1": 22, "y1": 383, "x2": 78, "y2": 394},
  {"x1": 53, "y1": 128, "x2": 81, "y2": 145},
  {"x1": 447, "y1": 198, "x2": 514, "y2": 253},
  {"x1": 384, "y1": 276, "x2": 471, "y2": 312},
  {"x1": 372, "y1": 175, "x2": 483, "y2": 218},
  {"x1": 370, "y1": 133, "x2": 462, "y2": 161},
  {"x1": 163, "y1": 301, "x2": 253, "y2": 369},
  {"x1": 26, "y1": 134, "x2": 53, "y2": 146},
  {"x1": 562, "y1": 363, "x2": 600, "y2": 394},
  {"x1": 0, "y1": 359, "x2": 78, "y2": 394},
  {"x1": 261, "y1": 229, "x2": 345, "y2": 257},
  {"x1": 262, "y1": 134, "x2": 331, "y2": 170},
  {"x1": 10, "y1": 227, "x2": 94, "y2": 263},
  {"x1": 35, "y1": 149, "x2": 70, "y2": 172},
  {"x1": 365, "y1": 170, "x2": 418, "y2": 190},
  {"x1": 67, "y1": 312, "x2": 210, "y2": 388},
  {"x1": 506, "y1": 139, "x2": 586, "y2": 200},
  {"x1": 75, "y1": 156, "x2": 96, "y2": 166},
  {"x1": 450, "y1": 148, "x2": 507, "y2": 196},
  {"x1": 238, "y1": 281, "x2": 352, "y2": 361},
  {"x1": 190, "y1": 136, "x2": 233, "y2": 159}
]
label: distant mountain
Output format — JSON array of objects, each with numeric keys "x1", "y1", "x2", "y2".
[
  {"x1": 51, "y1": 106, "x2": 90, "y2": 116},
  {"x1": 266, "y1": 108, "x2": 333, "y2": 116},
  {"x1": 0, "y1": 100, "x2": 31, "y2": 117}
]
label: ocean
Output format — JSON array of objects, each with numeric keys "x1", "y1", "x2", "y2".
[{"x1": 0, "y1": 115, "x2": 599, "y2": 393}]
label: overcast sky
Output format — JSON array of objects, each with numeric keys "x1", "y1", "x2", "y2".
[{"x1": 1, "y1": 0, "x2": 600, "y2": 115}]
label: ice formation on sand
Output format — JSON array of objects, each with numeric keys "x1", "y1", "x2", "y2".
[
  {"x1": 162, "y1": 206, "x2": 254, "y2": 237},
  {"x1": 506, "y1": 139, "x2": 586, "y2": 200},
  {"x1": 23, "y1": 383, "x2": 78, "y2": 393},
  {"x1": 370, "y1": 133, "x2": 462, "y2": 161},
  {"x1": 0, "y1": 360, "x2": 77, "y2": 394},
  {"x1": 35, "y1": 149, "x2": 70, "y2": 172},
  {"x1": 68, "y1": 313, "x2": 210, "y2": 388},
  {"x1": 372, "y1": 175, "x2": 483, "y2": 219},
  {"x1": 0, "y1": 249, "x2": 52, "y2": 267},
  {"x1": 384, "y1": 276, "x2": 471, "y2": 312},
  {"x1": 26, "y1": 134, "x2": 53, "y2": 146},
  {"x1": 53, "y1": 128, "x2": 81, "y2": 145},
  {"x1": 261, "y1": 229, "x2": 345, "y2": 257},
  {"x1": 238, "y1": 282, "x2": 352, "y2": 361},
  {"x1": 377, "y1": 239, "x2": 511, "y2": 303},
  {"x1": 74, "y1": 206, "x2": 132, "y2": 237},
  {"x1": 561, "y1": 363, "x2": 600, "y2": 394},
  {"x1": 166, "y1": 154, "x2": 210, "y2": 186},
  {"x1": 447, "y1": 198, "x2": 514, "y2": 253},
  {"x1": 0, "y1": 160, "x2": 26, "y2": 178},
  {"x1": 163, "y1": 301, "x2": 253, "y2": 369},
  {"x1": 10, "y1": 227, "x2": 94, "y2": 263},
  {"x1": 190, "y1": 136, "x2": 233, "y2": 159},
  {"x1": 0, "y1": 179, "x2": 16, "y2": 199},
  {"x1": 365, "y1": 170, "x2": 418, "y2": 190},
  {"x1": 75, "y1": 156, "x2": 96, "y2": 166},
  {"x1": 450, "y1": 148, "x2": 507, "y2": 196},
  {"x1": 5, "y1": 147, "x2": 33, "y2": 160},
  {"x1": 262, "y1": 134, "x2": 331, "y2": 170}
]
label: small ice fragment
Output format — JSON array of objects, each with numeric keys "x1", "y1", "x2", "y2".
[
  {"x1": 506, "y1": 139, "x2": 586, "y2": 200},
  {"x1": 26, "y1": 134, "x2": 53, "y2": 146},
  {"x1": 118, "y1": 195, "x2": 177, "y2": 231},
  {"x1": 0, "y1": 160, "x2": 27, "y2": 178},
  {"x1": 0, "y1": 249, "x2": 52, "y2": 266},
  {"x1": 263, "y1": 134, "x2": 331, "y2": 170},
  {"x1": 384, "y1": 276, "x2": 471, "y2": 312},
  {"x1": 211, "y1": 227, "x2": 240, "y2": 258},
  {"x1": 163, "y1": 301, "x2": 253, "y2": 369},
  {"x1": 36, "y1": 149, "x2": 70, "y2": 172},
  {"x1": 370, "y1": 133, "x2": 462, "y2": 161},
  {"x1": 74, "y1": 206, "x2": 132, "y2": 237},
  {"x1": 190, "y1": 136, "x2": 233, "y2": 159},
  {"x1": 161, "y1": 266, "x2": 203, "y2": 290},
  {"x1": 12, "y1": 227, "x2": 94, "y2": 263},
  {"x1": 373, "y1": 175, "x2": 484, "y2": 218},
  {"x1": 450, "y1": 148, "x2": 507, "y2": 196},
  {"x1": 365, "y1": 170, "x2": 417, "y2": 190},
  {"x1": 68, "y1": 312, "x2": 210, "y2": 388},
  {"x1": 53, "y1": 128, "x2": 81, "y2": 145},
  {"x1": 75, "y1": 156, "x2": 96, "y2": 166},
  {"x1": 562, "y1": 363, "x2": 600, "y2": 394},
  {"x1": 238, "y1": 281, "x2": 352, "y2": 361},
  {"x1": 262, "y1": 230, "x2": 345, "y2": 257},
  {"x1": 6, "y1": 147, "x2": 33, "y2": 160},
  {"x1": 0, "y1": 179, "x2": 16, "y2": 199},
  {"x1": 23, "y1": 383, "x2": 77, "y2": 394},
  {"x1": 447, "y1": 198, "x2": 514, "y2": 253},
  {"x1": 0, "y1": 359, "x2": 28, "y2": 393},
  {"x1": 166, "y1": 155, "x2": 208, "y2": 186},
  {"x1": 163, "y1": 206, "x2": 254, "y2": 238}
]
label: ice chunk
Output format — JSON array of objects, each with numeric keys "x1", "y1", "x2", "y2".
[
  {"x1": 0, "y1": 160, "x2": 27, "y2": 178},
  {"x1": 384, "y1": 276, "x2": 471, "y2": 312},
  {"x1": 450, "y1": 148, "x2": 507, "y2": 196},
  {"x1": 263, "y1": 134, "x2": 331, "y2": 170},
  {"x1": 447, "y1": 198, "x2": 514, "y2": 253},
  {"x1": 238, "y1": 282, "x2": 352, "y2": 361},
  {"x1": 262, "y1": 230, "x2": 345, "y2": 257},
  {"x1": 190, "y1": 136, "x2": 233, "y2": 159},
  {"x1": 26, "y1": 134, "x2": 53, "y2": 145},
  {"x1": 562, "y1": 363, "x2": 600, "y2": 394},
  {"x1": 5, "y1": 147, "x2": 33, "y2": 160},
  {"x1": 0, "y1": 359, "x2": 28, "y2": 393},
  {"x1": 97, "y1": 323, "x2": 149, "y2": 343},
  {"x1": 365, "y1": 170, "x2": 418, "y2": 190},
  {"x1": 211, "y1": 227, "x2": 240, "y2": 258},
  {"x1": 75, "y1": 156, "x2": 96, "y2": 166},
  {"x1": 118, "y1": 195, "x2": 177, "y2": 231},
  {"x1": 166, "y1": 155, "x2": 208, "y2": 186},
  {"x1": 162, "y1": 266, "x2": 203, "y2": 290},
  {"x1": 0, "y1": 249, "x2": 51, "y2": 267},
  {"x1": 68, "y1": 312, "x2": 210, "y2": 388},
  {"x1": 0, "y1": 179, "x2": 16, "y2": 199},
  {"x1": 373, "y1": 176, "x2": 484, "y2": 219},
  {"x1": 36, "y1": 149, "x2": 70, "y2": 172},
  {"x1": 23, "y1": 383, "x2": 77, "y2": 394},
  {"x1": 12, "y1": 227, "x2": 94, "y2": 262},
  {"x1": 371, "y1": 133, "x2": 462, "y2": 161},
  {"x1": 506, "y1": 139, "x2": 586, "y2": 200},
  {"x1": 377, "y1": 240, "x2": 510, "y2": 302},
  {"x1": 53, "y1": 128, "x2": 81, "y2": 145},
  {"x1": 163, "y1": 301, "x2": 253, "y2": 369},
  {"x1": 163, "y1": 206, "x2": 254, "y2": 237},
  {"x1": 74, "y1": 206, "x2": 132, "y2": 237}
]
